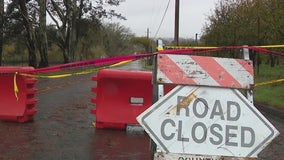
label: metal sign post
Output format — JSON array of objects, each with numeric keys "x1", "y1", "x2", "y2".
[{"x1": 137, "y1": 44, "x2": 279, "y2": 160}]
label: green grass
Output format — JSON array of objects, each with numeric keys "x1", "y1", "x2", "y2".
[
  {"x1": 254, "y1": 63, "x2": 284, "y2": 109},
  {"x1": 141, "y1": 58, "x2": 154, "y2": 71}
]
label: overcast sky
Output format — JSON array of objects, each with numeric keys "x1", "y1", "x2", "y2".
[{"x1": 106, "y1": 0, "x2": 219, "y2": 39}]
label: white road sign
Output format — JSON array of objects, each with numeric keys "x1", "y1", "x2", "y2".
[{"x1": 137, "y1": 85, "x2": 279, "y2": 157}]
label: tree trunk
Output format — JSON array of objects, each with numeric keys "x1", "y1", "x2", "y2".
[
  {"x1": 48, "y1": 0, "x2": 80, "y2": 63},
  {"x1": 63, "y1": 49, "x2": 69, "y2": 63},
  {"x1": 0, "y1": 0, "x2": 4, "y2": 66},
  {"x1": 18, "y1": 0, "x2": 37, "y2": 68},
  {"x1": 38, "y1": 0, "x2": 49, "y2": 67},
  {"x1": 66, "y1": 0, "x2": 74, "y2": 62}
]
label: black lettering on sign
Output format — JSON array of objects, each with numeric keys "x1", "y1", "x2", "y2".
[
  {"x1": 161, "y1": 119, "x2": 175, "y2": 140},
  {"x1": 178, "y1": 120, "x2": 189, "y2": 142},
  {"x1": 192, "y1": 122, "x2": 207, "y2": 143},
  {"x1": 192, "y1": 98, "x2": 208, "y2": 118},
  {"x1": 178, "y1": 156, "x2": 217, "y2": 160},
  {"x1": 241, "y1": 126, "x2": 255, "y2": 147},
  {"x1": 225, "y1": 125, "x2": 238, "y2": 146},
  {"x1": 159, "y1": 97, "x2": 256, "y2": 148},
  {"x1": 174, "y1": 96, "x2": 242, "y2": 122},
  {"x1": 227, "y1": 101, "x2": 240, "y2": 121},
  {"x1": 210, "y1": 124, "x2": 223, "y2": 145},
  {"x1": 210, "y1": 100, "x2": 225, "y2": 120}
]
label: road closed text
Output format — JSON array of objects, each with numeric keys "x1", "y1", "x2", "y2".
[{"x1": 160, "y1": 97, "x2": 255, "y2": 147}]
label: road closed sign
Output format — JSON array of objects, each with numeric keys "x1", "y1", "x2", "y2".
[{"x1": 137, "y1": 85, "x2": 279, "y2": 158}]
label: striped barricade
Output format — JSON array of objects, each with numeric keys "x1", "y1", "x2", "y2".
[{"x1": 157, "y1": 54, "x2": 254, "y2": 89}]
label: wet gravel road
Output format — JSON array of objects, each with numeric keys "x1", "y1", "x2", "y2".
[{"x1": 0, "y1": 60, "x2": 283, "y2": 160}]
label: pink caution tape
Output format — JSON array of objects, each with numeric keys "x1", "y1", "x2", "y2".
[
  {"x1": 21, "y1": 45, "x2": 284, "y2": 75},
  {"x1": 28, "y1": 54, "x2": 153, "y2": 74}
]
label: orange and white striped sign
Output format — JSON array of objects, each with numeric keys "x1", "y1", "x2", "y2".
[{"x1": 157, "y1": 54, "x2": 254, "y2": 89}]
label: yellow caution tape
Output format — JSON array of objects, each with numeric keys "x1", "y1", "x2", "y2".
[
  {"x1": 20, "y1": 59, "x2": 134, "y2": 79},
  {"x1": 19, "y1": 73, "x2": 72, "y2": 79},
  {"x1": 165, "y1": 44, "x2": 284, "y2": 49},
  {"x1": 15, "y1": 57, "x2": 283, "y2": 100},
  {"x1": 157, "y1": 46, "x2": 164, "y2": 51},
  {"x1": 13, "y1": 72, "x2": 19, "y2": 101},
  {"x1": 255, "y1": 78, "x2": 284, "y2": 87},
  {"x1": 165, "y1": 46, "x2": 218, "y2": 49},
  {"x1": 108, "y1": 60, "x2": 133, "y2": 67},
  {"x1": 13, "y1": 60, "x2": 135, "y2": 100},
  {"x1": 256, "y1": 45, "x2": 284, "y2": 48},
  {"x1": 92, "y1": 122, "x2": 96, "y2": 128}
]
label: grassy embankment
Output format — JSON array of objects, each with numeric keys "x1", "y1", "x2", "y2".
[{"x1": 254, "y1": 63, "x2": 284, "y2": 109}]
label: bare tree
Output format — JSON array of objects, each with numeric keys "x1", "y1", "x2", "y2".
[
  {"x1": 0, "y1": 0, "x2": 3, "y2": 66},
  {"x1": 47, "y1": 0, "x2": 125, "y2": 63},
  {"x1": 38, "y1": 0, "x2": 49, "y2": 67},
  {"x1": 18, "y1": 0, "x2": 37, "y2": 67}
]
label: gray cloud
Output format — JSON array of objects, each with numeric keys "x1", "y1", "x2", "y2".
[{"x1": 107, "y1": 0, "x2": 218, "y2": 38}]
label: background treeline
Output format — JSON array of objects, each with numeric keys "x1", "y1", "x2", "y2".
[
  {"x1": 202, "y1": 0, "x2": 284, "y2": 46},
  {"x1": 0, "y1": 0, "x2": 154, "y2": 68},
  {"x1": 1, "y1": 0, "x2": 284, "y2": 68},
  {"x1": 200, "y1": 0, "x2": 284, "y2": 67}
]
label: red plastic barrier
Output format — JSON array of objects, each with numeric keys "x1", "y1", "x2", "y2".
[
  {"x1": 0, "y1": 67, "x2": 38, "y2": 122},
  {"x1": 91, "y1": 69, "x2": 174, "y2": 129}
]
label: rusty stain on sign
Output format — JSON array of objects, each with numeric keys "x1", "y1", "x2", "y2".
[
  {"x1": 178, "y1": 88, "x2": 198, "y2": 107},
  {"x1": 166, "y1": 87, "x2": 199, "y2": 115}
]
